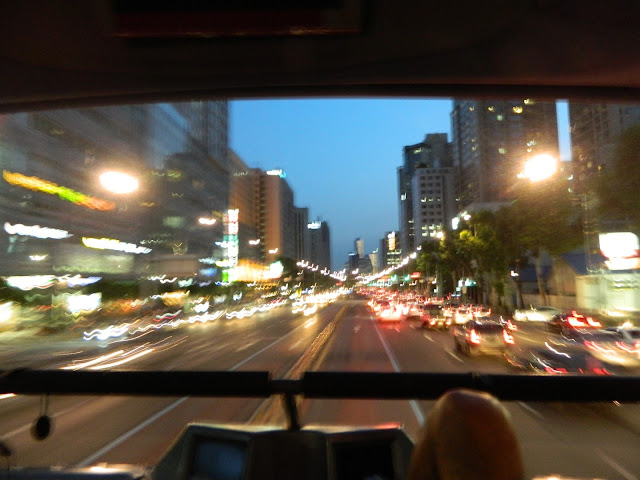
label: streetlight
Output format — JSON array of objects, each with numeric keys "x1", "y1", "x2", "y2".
[
  {"x1": 518, "y1": 154, "x2": 558, "y2": 182},
  {"x1": 99, "y1": 171, "x2": 139, "y2": 194}
]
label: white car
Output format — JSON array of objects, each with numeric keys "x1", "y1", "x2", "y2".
[{"x1": 513, "y1": 306, "x2": 561, "y2": 322}]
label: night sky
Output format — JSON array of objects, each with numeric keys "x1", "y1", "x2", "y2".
[{"x1": 230, "y1": 99, "x2": 571, "y2": 270}]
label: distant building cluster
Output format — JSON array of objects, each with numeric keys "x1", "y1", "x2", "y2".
[
  {"x1": 0, "y1": 102, "x2": 331, "y2": 284},
  {"x1": 367, "y1": 99, "x2": 640, "y2": 282}
]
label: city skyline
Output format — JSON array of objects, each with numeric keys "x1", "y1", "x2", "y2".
[{"x1": 230, "y1": 99, "x2": 571, "y2": 270}]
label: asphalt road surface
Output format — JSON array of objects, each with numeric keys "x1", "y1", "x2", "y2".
[{"x1": 0, "y1": 299, "x2": 639, "y2": 479}]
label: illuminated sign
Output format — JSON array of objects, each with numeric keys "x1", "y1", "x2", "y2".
[
  {"x1": 3, "y1": 171, "x2": 115, "y2": 211},
  {"x1": 308, "y1": 221, "x2": 322, "y2": 230},
  {"x1": 266, "y1": 169, "x2": 286, "y2": 178},
  {"x1": 600, "y1": 232, "x2": 640, "y2": 270},
  {"x1": 4, "y1": 222, "x2": 72, "y2": 239},
  {"x1": 82, "y1": 237, "x2": 152, "y2": 254},
  {"x1": 410, "y1": 272, "x2": 421, "y2": 279},
  {"x1": 223, "y1": 209, "x2": 239, "y2": 282}
]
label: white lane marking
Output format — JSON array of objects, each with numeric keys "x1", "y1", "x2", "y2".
[
  {"x1": 372, "y1": 316, "x2": 425, "y2": 426},
  {"x1": 235, "y1": 340, "x2": 258, "y2": 352},
  {"x1": 77, "y1": 397, "x2": 189, "y2": 467},
  {"x1": 595, "y1": 448, "x2": 638, "y2": 480},
  {"x1": 76, "y1": 321, "x2": 307, "y2": 467},
  {"x1": 288, "y1": 339, "x2": 302, "y2": 351},
  {"x1": 2, "y1": 399, "x2": 93, "y2": 439},
  {"x1": 423, "y1": 333, "x2": 434, "y2": 342},
  {"x1": 517, "y1": 401, "x2": 544, "y2": 420},
  {"x1": 444, "y1": 349, "x2": 464, "y2": 363}
]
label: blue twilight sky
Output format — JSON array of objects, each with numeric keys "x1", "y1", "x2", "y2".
[{"x1": 230, "y1": 99, "x2": 571, "y2": 271}]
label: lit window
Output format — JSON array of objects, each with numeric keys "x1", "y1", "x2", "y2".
[
  {"x1": 469, "y1": 106, "x2": 475, "y2": 111},
  {"x1": 487, "y1": 106, "x2": 494, "y2": 112},
  {"x1": 496, "y1": 114, "x2": 504, "y2": 121},
  {"x1": 524, "y1": 99, "x2": 535, "y2": 105},
  {"x1": 498, "y1": 148, "x2": 506, "y2": 154},
  {"x1": 513, "y1": 106, "x2": 523, "y2": 114}
]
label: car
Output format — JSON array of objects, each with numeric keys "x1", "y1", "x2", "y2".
[
  {"x1": 506, "y1": 344, "x2": 615, "y2": 375},
  {"x1": 420, "y1": 304, "x2": 452, "y2": 331},
  {"x1": 402, "y1": 302, "x2": 423, "y2": 320},
  {"x1": 569, "y1": 330, "x2": 640, "y2": 368},
  {"x1": 513, "y1": 306, "x2": 562, "y2": 322},
  {"x1": 547, "y1": 311, "x2": 602, "y2": 335},
  {"x1": 377, "y1": 303, "x2": 403, "y2": 322},
  {"x1": 453, "y1": 320, "x2": 515, "y2": 356}
]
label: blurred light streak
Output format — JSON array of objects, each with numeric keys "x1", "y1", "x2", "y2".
[
  {"x1": 154, "y1": 310, "x2": 182, "y2": 322},
  {"x1": 0, "y1": 394, "x2": 16, "y2": 400},
  {"x1": 61, "y1": 350, "x2": 125, "y2": 370},
  {"x1": 90, "y1": 348, "x2": 154, "y2": 369}
]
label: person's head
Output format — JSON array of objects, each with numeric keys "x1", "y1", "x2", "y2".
[{"x1": 408, "y1": 389, "x2": 524, "y2": 480}]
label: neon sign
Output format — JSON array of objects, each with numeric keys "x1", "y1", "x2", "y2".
[
  {"x1": 4, "y1": 222, "x2": 72, "y2": 239},
  {"x1": 3, "y1": 171, "x2": 115, "y2": 211},
  {"x1": 82, "y1": 237, "x2": 151, "y2": 254}
]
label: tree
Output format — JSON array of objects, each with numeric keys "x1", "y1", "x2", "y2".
[
  {"x1": 597, "y1": 124, "x2": 640, "y2": 233},
  {"x1": 508, "y1": 176, "x2": 582, "y2": 305}
]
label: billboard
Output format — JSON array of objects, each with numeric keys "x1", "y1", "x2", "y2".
[{"x1": 599, "y1": 232, "x2": 640, "y2": 270}]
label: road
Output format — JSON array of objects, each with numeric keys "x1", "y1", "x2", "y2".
[{"x1": 0, "y1": 299, "x2": 639, "y2": 479}]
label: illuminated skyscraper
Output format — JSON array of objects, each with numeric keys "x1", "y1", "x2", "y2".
[
  {"x1": 398, "y1": 133, "x2": 452, "y2": 253},
  {"x1": 451, "y1": 99, "x2": 558, "y2": 210}
]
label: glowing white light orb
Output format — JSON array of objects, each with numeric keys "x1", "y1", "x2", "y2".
[{"x1": 100, "y1": 171, "x2": 139, "y2": 194}]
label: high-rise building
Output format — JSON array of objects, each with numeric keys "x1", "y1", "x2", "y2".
[
  {"x1": 380, "y1": 231, "x2": 402, "y2": 269},
  {"x1": 257, "y1": 169, "x2": 296, "y2": 264},
  {"x1": 308, "y1": 219, "x2": 331, "y2": 269},
  {"x1": 0, "y1": 102, "x2": 230, "y2": 278},
  {"x1": 411, "y1": 166, "x2": 456, "y2": 242},
  {"x1": 294, "y1": 207, "x2": 310, "y2": 261},
  {"x1": 369, "y1": 249, "x2": 380, "y2": 274},
  {"x1": 569, "y1": 103, "x2": 640, "y2": 190},
  {"x1": 229, "y1": 149, "x2": 260, "y2": 261},
  {"x1": 398, "y1": 133, "x2": 453, "y2": 253},
  {"x1": 451, "y1": 99, "x2": 559, "y2": 209},
  {"x1": 355, "y1": 237, "x2": 364, "y2": 259}
]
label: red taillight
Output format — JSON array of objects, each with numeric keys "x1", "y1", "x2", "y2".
[
  {"x1": 545, "y1": 366, "x2": 568, "y2": 374},
  {"x1": 469, "y1": 329, "x2": 481, "y2": 344},
  {"x1": 592, "y1": 368, "x2": 612, "y2": 375},
  {"x1": 503, "y1": 329, "x2": 515, "y2": 344}
]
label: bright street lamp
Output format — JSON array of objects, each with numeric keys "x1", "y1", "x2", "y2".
[
  {"x1": 99, "y1": 171, "x2": 139, "y2": 194},
  {"x1": 518, "y1": 154, "x2": 558, "y2": 182}
]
